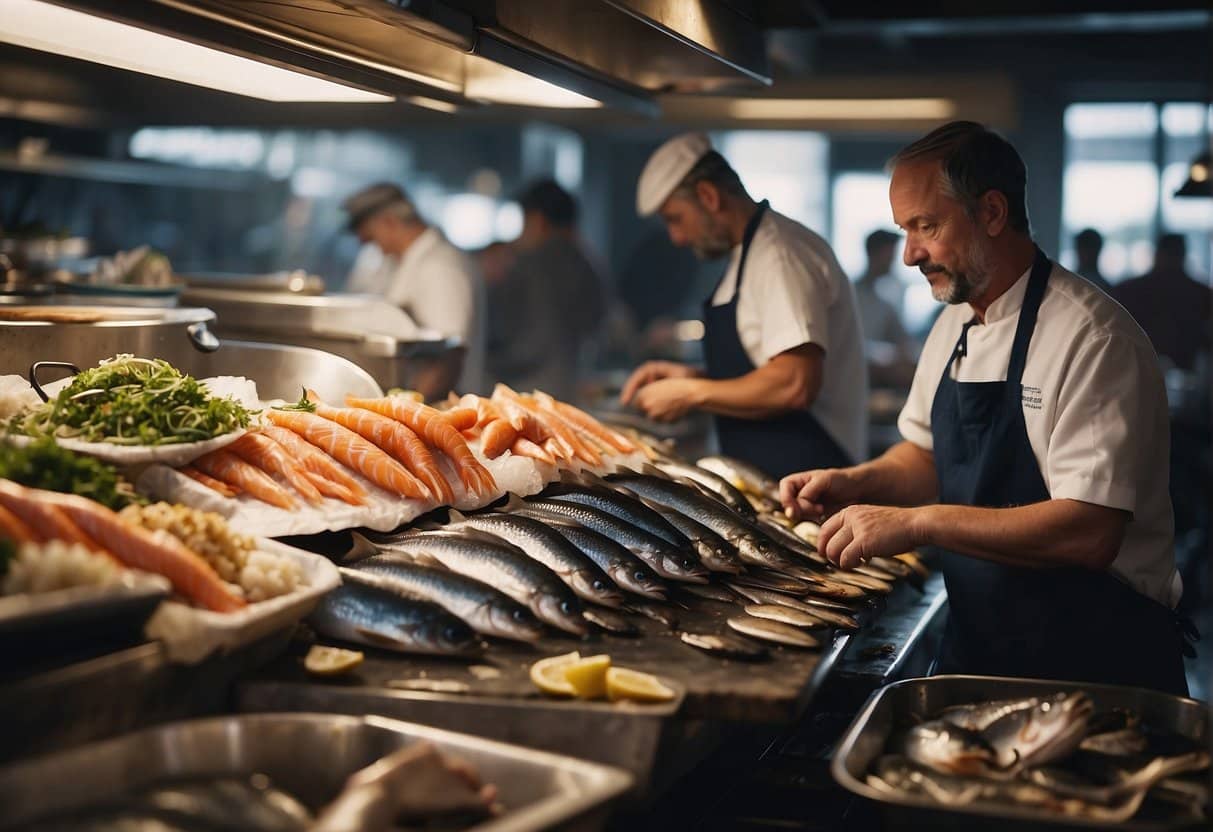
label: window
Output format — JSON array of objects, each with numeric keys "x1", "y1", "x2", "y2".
[
  {"x1": 713, "y1": 131, "x2": 829, "y2": 232},
  {"x1": 1061, "y1": 102, "x2": 1212, "y2": 284}
]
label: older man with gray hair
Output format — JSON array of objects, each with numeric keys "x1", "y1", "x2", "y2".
[{"x1": 343, "y1": 182, "x2": 485, "y2": 395}]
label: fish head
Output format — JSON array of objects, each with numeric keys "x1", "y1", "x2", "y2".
[
  {"x1": 659, "y1": 547, "x2": 710, "y2": 581},
  {"x1": 984, "y1": 692, "x2": 1095, "y2": 770},
  {"x1": 535, "y1": 593, "x2": 588, "y2": 636},
  {"x1": 390, "y1": 616, "x2": 481, "y2": 656},
  {"x1": 488, "y1": 602, "x2": 545, "y2": 641},
  {"x1": 734, "y1": 531, "x2": 781, "y2": 564},
  {"x1": 904, "y1": 721, "x2": 999, "y2": 777},
  {"x1": 571, "y1": 570, "x2": 625, "y2": 607},
  {"x1": 692, "y1": 539, "x2": 742, "y2": 574},
  {"x1": 612, "y1": 564, "x2": 666, "y2": 599}
]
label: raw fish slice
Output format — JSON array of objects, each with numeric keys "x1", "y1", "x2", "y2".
[
  {"x1": 489, "y1": 388, "x2": 557, "y2": 451},
  {"x1": 546, "y1": 396, "x2": 638, "y2": 453},
  {"x1": 227, "y1": 432, "x2": 322, "y2": 504},
  {"x1": 0, "y1": 501, "x2": 38, "y2": 542},
  {"x1": 306, "y1": 392, "x2": 450, "y2": 504},
  {"x1": 511, "y1": 436, "x2": 556, "y2": 465},
  {"x1": 303, "y1": 470, "x2": 363, "y2": 505},
  {"x1": 480, "y1": 419, "x2": 518, "y2": 458},
  {"x1": 261, "y1": 425, "x2": 366, "y2": 499},
  {"x1": 0, "y1": 478, "x2": 107, "y2": 552},
  {"x1": 266, "y1": 409, "x2": 429, "y2": 500},
  {"x1": 345, "y1": 396, "x2": 496, "y2": 497},
  {"x1": 30, "y1": 485, "x2": 245, "y2": 611},
  {"x1": 194, "y1": 449, "x2": 298, "y2": 510},
  {"x1": 179, "y1": 465, "x2": 240, "y2": 498},
  {"x1": 440, "y1": 407, "x2": 478, "y2": 431}
]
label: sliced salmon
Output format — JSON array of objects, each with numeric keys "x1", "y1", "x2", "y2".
[
  {"x1": 228, "y1": 432, "x2": 323, "y2": 505},
  {"x1": 260, "y1": 425, "x2": 366, "y2": 502},
  {"x1": 0, "y1": 479, "x2": 106, "y2": 552},
  {"x1": 266, "y1": 409, "x2": 429, "y2": 500},
  {"x1": 179, "y1": 465, "x2": 240, "y2": 498},
  {"x1": 538, "y1": 394, "x2": 638, "y2": 454},
  {"x1": 511, "y1": 436, "x2": 556, "y2": 465},
  {"x1": 480, "y1": 419, "x2": 518, "y2": 459},
  {"x1": 0, "y1": 501, "x2": 39, "y2": 542},
  {"x1": 193, "y1": 450, "x2": 298, "y2": 511}
]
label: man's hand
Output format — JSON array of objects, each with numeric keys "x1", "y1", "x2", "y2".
[
  {"x1": 818, "y1": 505, "x2": 924, "y2": 570},
  {"x1": 620, "y1": 361, "x2": 700, "y2": 405},
  {"x1": 631, "y1": 377, "x2": 703, "y2": 422},
  {"x1": 779, "y1": 467, "x2": 865, "y2": 522}
]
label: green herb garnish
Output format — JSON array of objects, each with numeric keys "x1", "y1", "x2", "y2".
[
  {"x1": 274, "y1": 388, "x2": 316, "y2": 413},
  {"x1": 0, "y1": 437, "x2": 140, "y2": 510},
  {"x1": 18, "y1": 355, "x2": 252, "y2": 446}
]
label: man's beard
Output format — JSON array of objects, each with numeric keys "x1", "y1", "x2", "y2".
[
  {"x1": 691, "y1": 211, "x2": 734, "y2": 260},
  {"x1": 923, "y1": 239, "x2": 993, "y2": 304}
]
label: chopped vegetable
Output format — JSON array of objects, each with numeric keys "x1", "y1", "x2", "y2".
[
  {"x1": 0, "y1": 437, "x2": 139, "y2": 510},
  {"x1": 1, "y1": 540, "x2": 125, "y2": 595},
  {"x1": 18, "y1": 354, "x2": 252, "y2": 446}
]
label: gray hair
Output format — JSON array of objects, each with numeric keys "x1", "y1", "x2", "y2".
[
  {"x1": 673, "y1": 150, "x2": 750, "y2": 203},
  {"x1": 890, "y1": 121, "x2": 1031, "y2": 235}
]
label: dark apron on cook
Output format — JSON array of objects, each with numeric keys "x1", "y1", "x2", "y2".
[
  {"x1": 930, "y1": 247, "x2": 1189, "y2": 696},
  {"x1": 701, "y1": 200, "x2": 852, "y2": 480}
]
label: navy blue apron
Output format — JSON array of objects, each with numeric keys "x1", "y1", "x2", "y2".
[
  {"x1": 930, "y1": 247, "x2": 1189, "y2": 695},
  {"x1": 701, "y1": 200, "x2": 853, "y2": 480}
]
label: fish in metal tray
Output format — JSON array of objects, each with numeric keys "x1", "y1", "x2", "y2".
[
  {"x1": 743, "y1": 603, "x2": 828, "y2": 629},
  {"x1": 583, "y1": 605, "x2": 641, "y2": 636},
  {"x1": 1027, "y1": 750, "x2": 1211, "y2": 807},
  {"x1": 358, "y1": 528, "x2": 588, "y2": 636},
  {"x1": 344, "y1": 560, "x2": 543, "y2": 643},
  {"x1": 679, "y1": 631, "x2": 769, "y2": 661},
  {"x1": 519, "y1": 496, "x2": 708, "y2": 584},
  {"x1": 980, "y1": 691, "x2": 1094, "y2": 771},
  {"x1": 727, "y1": 615, "x2": 820, "y2": 648},
  {"x1": 308, "y1": 574, "x2": 483, "y2": 657},
  {"x1": 901, "y1": 720, "x2": 1008, "y2": 778},
  {"x1": 508, "y1": 506, "x2": 669, "y2": 600},
  {"x1": 436, "y1": 508, "x2": 624, "y2": 608}
]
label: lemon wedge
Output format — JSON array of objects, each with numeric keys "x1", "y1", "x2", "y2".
[
  {"x1": 529, "y1": 651, "x2": 581, "y2": 697},
  {"x1": 606, "y1": 667, "x2": 675, "y2": 703},
  {"x1": 304, "y1": 645, "x2": 364, "y2": 677},
  {"x1": 563, "y1": 654, "x2": 611, "y2": 700}
]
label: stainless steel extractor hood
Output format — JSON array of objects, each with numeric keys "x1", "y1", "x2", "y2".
[{"x1": 23, "y1": 0, "x2": 771, "y2": 116}]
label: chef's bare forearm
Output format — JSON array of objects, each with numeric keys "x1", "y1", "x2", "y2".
[
  {"x1": 914, "y1": 499, "x2": 1128, "y2": 570},
  {"x1": 850, "y1": 440, "x2": 939, "y2": 506},
  {"x1": 695, "y1": 345, "x2": 822, "y2": 420}
]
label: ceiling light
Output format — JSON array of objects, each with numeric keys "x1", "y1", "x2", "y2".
[
  {"x1": 406, "y1": 95, "x2": 460, "y2": 114},
  {"x1": 464, "y1": 56, "x2": 601, "y2": 109},
  {"x1": 0, "y1": 0, "x2": 393, "y2": 103},
  {"x1": 723, "y1": 98, "x2": 956, "y2": 120}
]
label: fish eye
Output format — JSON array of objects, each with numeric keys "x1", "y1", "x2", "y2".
[
  {"x1": 593, "y1": 579, "x2": 609, "y2": 591},
  {"x1": 560, "y1": 600, "x2": 575, "y2": 614},
  {"x1": 635, "y1": 570, "x2": 648, "y2": 581},
  {"x1": 443, "y1": 626, "x2": 462, "y2": 642},
  {"x1": 512, "y1": 609, "x2": 527, "y2": 621}
]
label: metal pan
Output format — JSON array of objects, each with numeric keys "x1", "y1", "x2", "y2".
[
  {"x1": 0, "y1": 712, "x2": 633, "y2": 832},
  {"x1": 831, "y1": 675, "x2": 1209, "y2": 831}
]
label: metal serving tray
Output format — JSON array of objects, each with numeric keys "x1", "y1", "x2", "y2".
[
  {"x1": 831, "y1": 675, "x2": 1210, "y2": 831},
  {"x1": 0, "y1": 712, "x2": 633, "y2": 832}
]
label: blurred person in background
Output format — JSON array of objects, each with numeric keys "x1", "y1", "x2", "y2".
[
  {"x1": 622, "y1": 132, "x2": 867, "y2": 477},
  {"x1": 343, "y1": 182, "x2": 485, "y2": 396},
  {"x1": 1073, "y1": 228, "x2": 1112, "y2": 293},
  {"x1": 1112, "y1": 233, "x2": 1211, "y2": 373},
  {"x1": 854, "y1": 228, "x2": 917, "y2": 389},
  {"x1": 486, "y1": 179, "x2": 606, "y2": 401}
]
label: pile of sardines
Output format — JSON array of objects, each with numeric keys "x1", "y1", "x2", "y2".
[
  {"x1": 871, "y1": 692, "x2": 1210, "y2": 824},
  {"x1": 308, "y1": 455, "x2": 927, "y2": 660}
]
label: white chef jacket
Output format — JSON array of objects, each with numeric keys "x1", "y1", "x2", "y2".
[
  {"x1": 347, "y1": 227, "x2": 486, "y2": 393},
  {"x1": 711, "y1": 209, "x2": 868, "y2": 464},
  {"x1": 898, "y1": 261, "x2": 1181, "y2": 607}
]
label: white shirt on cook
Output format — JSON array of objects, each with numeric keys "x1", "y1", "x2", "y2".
[
  {"x1": 348, "y1": 226, "x2": 486, "y2": 393},
  {"x1": 711, "y1": 208, "x2": 868, "y2": 464},
  {"x1": 898, "y1": 261, "x2": 1181, "y2": 608}
]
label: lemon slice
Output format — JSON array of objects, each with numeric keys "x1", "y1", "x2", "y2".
[
  {"x1": 563, "y1": 654, "x2": 611, "y2": 700},
  {"x1": 529, "y1": 651, "x2": 581, "y2": 697},
  {"x1": 606, "y1": 667, "x2": 675, "y2": 703},
  {"x1": 304, "y1": 645, "x2": 364, "y2": 677}
]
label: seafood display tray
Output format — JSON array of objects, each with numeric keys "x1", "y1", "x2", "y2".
[
  {"x1": 0, "y1": 712, "x2": 633, "y2": 832},
  {"x1": 239, "y1": 589, "x2": 864, "y2": 796},
  {"x1": 831, "y1": 675, "x2": 1210, "y2": 831}
]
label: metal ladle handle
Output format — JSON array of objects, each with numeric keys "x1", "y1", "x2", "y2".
[{"x1": 29, "y1": 361, "x2": 81, "y2": 402}]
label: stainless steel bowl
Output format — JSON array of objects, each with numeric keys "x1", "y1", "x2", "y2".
[{"x1": 0, "y1": 712, "x2": 632, "y2": 831}]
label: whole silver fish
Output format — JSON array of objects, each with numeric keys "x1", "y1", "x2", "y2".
[
  {"x1": 363, "y1": 529, "x2": 587, "y2": 636},
  {"x1": 542, "y1": 477, "x2": 691, "y2": 548},
  {"x1": 725, "y1": 582, "x2": 860, "y2": 629},
  {"x1": 439, "y1": 509, "x2": 624, "y2": 608},
  {"x1": 938, "y1": 696, "x2": 1044, "y2": 732},
  {"x1": 309, "y1": 575, "x2": 482, "y2": 657},
  {"x1": 743, "y1": 603, "x2": 828, "y2": 628},
  {"x1": 679, "y1": 631, "x2": 769, "y2": 660},
  {"x1": 728, "y1": 615, "x2": 820, "y2": 648},
  {"x1": 507, "y1": 505, "x2": 668, "y2": 599},
  {"x1": 520, "y1": 497, "x2": 708, "y2": 583},
  {"x1": 980, "y1": 691, "x2": 1095, "y2": 771},
  {"x1": 696, "y1": 455, "x2": 779, "y2": 499},
  {"x1": 607, "y1": 472, "x2": 796, "y2": 570},
  {"x1": 776, "y1": 564, "x2": 871, "y2": 600},
  {"x1": 651, "y1": 459, "x2": 757, "y2": 519},
  {"x1": 344, "y1": 561, "x2": 543, "y2": 643},
  {"x1": 732, "y1": 569, "x2": 813, "y2": 594},
  {"x1": 636, "y1": 496, "x2": 745, "y2": 574}
]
